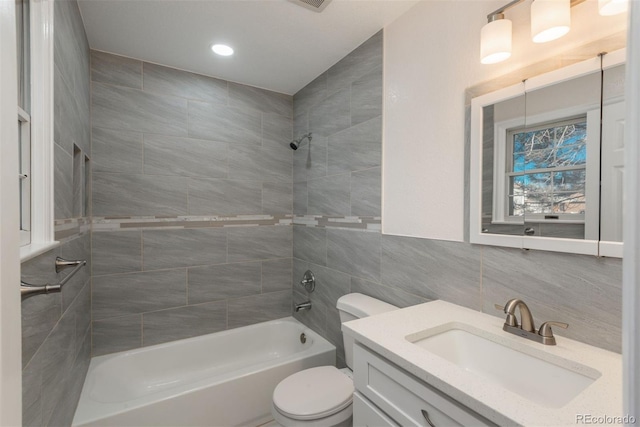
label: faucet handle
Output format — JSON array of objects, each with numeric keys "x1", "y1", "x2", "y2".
[
  {"x1": 538, "y1": 321, "x2": 569, "y2": 337},
  {"x1": 494, "y1": 303, "x2": 505, "y2": 312}
]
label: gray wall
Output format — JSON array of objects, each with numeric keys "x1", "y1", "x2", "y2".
[
  {"x1": 90, "y1": 51, "x2": 294, "y2": 355},
  {"x1": 291, "y1": 30, "x2": 622, "y2": 367},
  {"x1": 21, "y1": 1, "x2": 92, "y2": 426}
]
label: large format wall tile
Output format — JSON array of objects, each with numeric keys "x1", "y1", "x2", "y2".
[
  {"x1": 350, "y1": 277, "x2": 429, "y2": 309},
  {"x1": 92, "y1": 231, "x2": 142, "y2": 276},
  {"x1": 187, "y1": 178, "x2": 262, "y2": 215},
  {"x1": 327, "y1": 116, "x2": 381, "y2": 176},
  {"x1": 92, "y1": 127, "x2": 143, "y2": 174},
  {"x1": 227, "y1": 290, "x2": 292, "y2": 329},
  {"x1": 93, "y1": 173, "x2": 188, "y2": 216},
  {"x1": 262, "y1": 259, "x2": 293, "y2": 293},
  {"x1": 54, "y1": 143, "x2": 73, "y2": 219},
  {"x1": 91, "y1": 51, "x2": 142, "y2": 89},
  {"x1": 188, "y1": 101, "x2": 262, "y2": 145},
  {"x1": 351, "y1": 167, "x2": 381, "y2": 216},
  {"x1": 350, "y1": 65, "x2": 383, "y2": 126},
  {"x1": 143, "y1": 134, "x2": 228, "y2": 178},
  {"x1": 228, "y1": 226, "x2": 292, "y2": 262},
  {"x1": 143, "y1": 228, "x2": 227, "y2": 270},
  {"x1": 92, "y1": 82, "x2": 188, "y2": 136},
  {"x1": 309, "y1": 89, "x2": 351, "y2": 138},
  {"x1": 293, "y1": 72, "x2": 327, "y2": 117},
  {"x1": 327, "y1": 30, "x2": 383, "y2": 94},
  {"x1": 142, "y1": 302, "x2": 227, "y2": 346},
  {"x1": 381, "y1": 236, "x2": 482, "y2": 311},
  {"x1": 229, "y1": 82, "x2": 292, "y2": 117},
  {"x1": 263, "y1": 182, "x2": 293, "y2": 215},
  {"x1": 188, "y1": 262, "x2": 262, "y2": 304},
  {"x1": 293, "y1": 225, "x2": 327, "y2": 266},
  {"x1": 143, "y1": 62, "x2": 227, "y2": 105},
  {"x1": 92, "y1": 315, "x2": 142, "y2": 356},
  {"x1": 92, "y1": 269, "x2": 187, "y2": 320},
  {"x1": 308, "y1": 174, "x2": 350, "y2": 216},
  {"x1": 327, "y1": 229, "x2": 380, "y2": 282},
  {"x1": 228, "y1": 144, "x2": 292, "y2": 182},
  {"x1": 263, "y1": 113, "x2": 293, "y2": 148}
]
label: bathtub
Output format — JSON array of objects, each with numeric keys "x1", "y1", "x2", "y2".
[{"x1": 72, "y1": 317, "x2": 335, "y2": 427}]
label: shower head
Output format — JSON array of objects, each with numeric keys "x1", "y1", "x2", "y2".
[{"x1": 290, "y1": 133, "x2": 312, "y2": 150}]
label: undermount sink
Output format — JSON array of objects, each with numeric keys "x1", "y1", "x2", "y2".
[{"x1": 406, "y1": 323, "x2": 601, "y2": 408}]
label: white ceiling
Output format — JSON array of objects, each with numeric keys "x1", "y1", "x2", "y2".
[{"x1": 77, "y1": 0, "x2": 419, "y2": 95}]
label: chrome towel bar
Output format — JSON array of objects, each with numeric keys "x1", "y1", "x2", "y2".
[{"x1": 21, "y1": 257, "x2": 87, "y2": 300}]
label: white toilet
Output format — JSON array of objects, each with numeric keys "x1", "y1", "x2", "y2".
[{"x1": 271, "y1": 293, "x2": 398, "y2": 426}]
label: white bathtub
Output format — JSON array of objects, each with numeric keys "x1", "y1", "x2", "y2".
[{"x1": 72, "y1": 317, "x2": 335, "y2": 427}]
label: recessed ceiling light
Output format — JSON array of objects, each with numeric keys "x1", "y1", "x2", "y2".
[{"x1": 211, "y1": 44, "x2": 234, "y2": 56}]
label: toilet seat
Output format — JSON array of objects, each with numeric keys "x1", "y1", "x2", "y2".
[{"x1": 273, "y1": 366, "x2": 354, "y2": 421}]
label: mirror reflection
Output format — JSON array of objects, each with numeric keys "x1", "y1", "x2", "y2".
[{"x1": 480, "y1": 64, "x2": 622, "y2": 242}]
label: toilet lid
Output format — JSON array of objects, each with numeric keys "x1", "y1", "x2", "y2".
[{"x1": 273, "y1": 366, "x2": 354, "y2": 421}]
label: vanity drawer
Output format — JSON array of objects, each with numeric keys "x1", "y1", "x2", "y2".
[
  {"x1": 353, "y1": 392, "x2": 399, "y2": 427},
  {"x1": 353, "y1": 343, "x2": 496, "y2": 427}
]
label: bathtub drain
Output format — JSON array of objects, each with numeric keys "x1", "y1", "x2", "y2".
[{"x1": 300, "y1": 333, "x2": 307, "y2": 344}]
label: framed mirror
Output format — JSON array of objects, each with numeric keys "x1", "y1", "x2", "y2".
[{"x1": 470, "y1": 50, "x2": 625, "y2": 256}]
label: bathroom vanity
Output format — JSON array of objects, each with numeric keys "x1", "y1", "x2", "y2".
[{"x1": 343, "y1": 300, "x2": 623, "y2": 426}]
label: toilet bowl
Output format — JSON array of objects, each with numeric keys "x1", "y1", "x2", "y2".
[{"x1": 271, "y1": 293, "x2": 397, "y2": 427}]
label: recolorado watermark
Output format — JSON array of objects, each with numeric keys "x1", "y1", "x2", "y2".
[{"x1": 576, "y1": 414, "x2": 637, "y2": 424}]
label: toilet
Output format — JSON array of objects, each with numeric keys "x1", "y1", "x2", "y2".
[{"x1": 271, "y1": 293, "x2": 398, "y2": 426}]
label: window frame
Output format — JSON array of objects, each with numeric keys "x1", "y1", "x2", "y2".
[
  {"x1": 505, "y1": 115, "x2": 589, "y2": 223},
  {"x1": 19, "y1": 0, "x2": 56, "y2": 262},
  {"x1": 492, "y1": 104, "x2": 600, "y2": 229}
]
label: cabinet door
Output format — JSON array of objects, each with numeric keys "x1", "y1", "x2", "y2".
[
  {"x1": 354, "y1": 344, "x2": 497, "y2": 427},
  {"x1": 353, "y1": 392, "x2": 399, "y2": 427}
]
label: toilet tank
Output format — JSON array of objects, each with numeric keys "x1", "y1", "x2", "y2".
[{"x1": 336, "y1": 293, "x2": 398, "y2": 369}]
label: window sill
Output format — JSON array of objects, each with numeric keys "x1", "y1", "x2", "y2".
[{"x1": 20, "y1": 241, "x2": 60, "y2": 263}]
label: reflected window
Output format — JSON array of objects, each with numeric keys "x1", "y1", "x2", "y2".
[{"x1": 506, "y1": 117, "x2": 587, "y2": 222}]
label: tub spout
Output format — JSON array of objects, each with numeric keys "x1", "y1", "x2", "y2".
[{"x1": 295, "y1": 301, "x2": 312, "y2": 312}]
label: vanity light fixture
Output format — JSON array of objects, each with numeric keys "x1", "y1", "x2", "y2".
[
  {"x1": 480, "y1": 0, "x2": 584, "y2": 65},
  {"x1": 211, "y1": 44, "x2": 234, "y2": 56},
  {"x1": 598, "y1": 0, "x2": 628, "y2": 16}
]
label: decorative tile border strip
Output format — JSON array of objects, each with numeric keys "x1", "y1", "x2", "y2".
[
  {"x1": 54, "y1": 214, "x2": 380, "y2": 238},
  {"x1": 293, "y1": 215, "x2": 381, "y2": 231},
  {"x1": 92, "y1": 214, "x2": 293, "y2": 232},
  {"x1": 54, "y1": 217, "x2": 91, "y2": 243}
]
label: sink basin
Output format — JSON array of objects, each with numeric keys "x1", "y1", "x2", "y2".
[{"x1": 406, "y1": 323, "x2": 601, "y2": 408}]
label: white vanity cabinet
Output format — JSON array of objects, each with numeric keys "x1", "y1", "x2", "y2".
[{"x1": 353, "y1": 343, "x2": 497, "y2": 427}]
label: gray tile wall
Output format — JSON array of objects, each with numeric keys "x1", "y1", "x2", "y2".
[
  {"x1": 90, "y1": 51, "x2": 294, "y2": 355},
  {"x1": 291, "y1": 30, "x2": 623, "y2": 368},
  {"x1": 22, "y1": 1, "x2": 92, "y2": 426}
]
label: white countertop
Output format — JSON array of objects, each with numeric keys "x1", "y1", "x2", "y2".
[{"x1": 342, "y1": 300, "x2": 623, "y2": 427}]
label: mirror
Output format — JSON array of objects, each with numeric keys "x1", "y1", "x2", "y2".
[{"x1": 470, "y1": 51, "x2": 625, "y2": 256}]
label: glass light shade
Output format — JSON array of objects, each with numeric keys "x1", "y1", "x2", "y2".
[
  {"x1": 480, "y1": 19, "x2": 512, "y2": 64},
  {"x1": 598, "y1": 0, "x2": 628, "y2": 15},
  {"x1": 531, "y1": 0, "x2": 571, "y2": 43}
]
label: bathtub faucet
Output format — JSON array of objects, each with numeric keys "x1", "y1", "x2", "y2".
[{"x1": 295, "y1": 301, "x2": 312, "y2": 312}]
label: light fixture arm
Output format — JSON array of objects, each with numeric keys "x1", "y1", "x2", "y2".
[{"x1": 486, "y1": 0, "x2": 525, "y2": 21}]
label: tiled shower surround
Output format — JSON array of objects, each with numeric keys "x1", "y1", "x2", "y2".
[
  {"x1": 21, "y1": 1, "x2": 91, "y2": 426},
  {"x1": 89, "y1": 51, "x2": 294, "y2": 355},
  {"x1": 291, "y1": 30, "x2": 622, "y2": 366}
]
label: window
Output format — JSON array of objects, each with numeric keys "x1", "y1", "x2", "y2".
[
  {"x1": 16, "y1": 0, "x2": 31, "y2": 246},
  {"x1": 506, "y1": 117, "x2": 587, "y2": 222},
  {"x1": 16, "y1": 0, "x2": 56, "y2": 261}
]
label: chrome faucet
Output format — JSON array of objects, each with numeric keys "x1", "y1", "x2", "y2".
[
  {"x1": 295, "y1": 301, "x2": 312, "y2": 312},
  {"x1": 496, "y1": 298, "x2": 568, "y2": 345}
]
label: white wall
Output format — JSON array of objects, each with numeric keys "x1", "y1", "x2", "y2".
[{"x1": 382, "y1": 0, "x2": 627, "y2": 241}]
